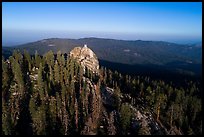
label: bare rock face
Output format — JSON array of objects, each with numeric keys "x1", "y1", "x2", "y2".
[
  {"x1": 69, "y1": 45, "x2": 99, "y2": 74},
  {"x1": 69, "y1": 45, "x2": 101, "y2": 135}
]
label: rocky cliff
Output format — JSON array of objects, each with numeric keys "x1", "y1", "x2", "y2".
[
  {"x1": 69, "y1": 45, "x2": 99, "y2": 74},
  {"x1": 69, "y1": 45, "x2": 101, "y2": 135}
]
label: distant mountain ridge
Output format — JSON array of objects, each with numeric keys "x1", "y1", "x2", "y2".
[{"x1": 2, "y1": 37, "x2": 202, "y2": 77}]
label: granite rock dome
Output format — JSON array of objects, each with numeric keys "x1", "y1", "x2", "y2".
[{"x1": 69, "y1": 45, "x2": 99, "y2": 74}]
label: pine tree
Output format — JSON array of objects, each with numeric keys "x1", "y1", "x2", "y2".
[
  {"x1": 23, "y1": 49, "x2": 32, "y2": 72},
  {"x1": 37, "y1": 101, "x2": 47, "y2": 135},
  {"x1": 38, "y1": 63, "x2": 44, "y2": 100},
  {"x1": 2, "y1": 99, "x2": 13, "y2": 135},
  {"x1": 112, "y1": 86, "x2": 121, "y2": 109},
  {"x1": 11, "y1": 57, "x2": 24, "y2": 95},
  {"x1": 155, "y1": 93, "x2": 167, "y2": 121},
  {"x1": 48, "y1": 97, "x2": 57, "y2": 134},
  {"x1": 45, "y1": 50, "x2": 54, "y2": 67},
  {"x1": 119, "y1": 104, "x2": 133, "y2": 134},
  {"x1": 167, "y1": 103, "x2": 174, "y2": 127},
  {"x1": 54, "y1": 61, "x2": 60, "y2": 83},
  {"x1": 13, "y1": 50, "x2": 23, "y2": 64},
  {"x1": 35, "y1": 50, "x2": 41, "y2": 68}
]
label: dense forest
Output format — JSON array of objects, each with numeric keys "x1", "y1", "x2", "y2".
[
  {"x1": 99, "y1": 66, "x2": 202, "y2": 135},
  {"x1": 2, "y1": 50, "x2": 202, "y2": 135}
]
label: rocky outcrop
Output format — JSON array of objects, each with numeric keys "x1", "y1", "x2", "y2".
[
  {"x1": 69, "y1": 45, "x2": 99, "y2": 74},
  {"x1": 80, "y1": 78, "x2": 102, "y2": 135},
  {"x1": 68, "y1": 45, "x2": 101, "y2": 135}
]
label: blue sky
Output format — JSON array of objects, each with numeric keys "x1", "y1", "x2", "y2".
[{"x1": 2, "y1": 2, "x2": 202, "y2": 46}]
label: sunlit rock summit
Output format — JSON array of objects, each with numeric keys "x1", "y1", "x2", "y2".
[{"x1": 69, "y1": 44, "x2": 99, "y2": 74}]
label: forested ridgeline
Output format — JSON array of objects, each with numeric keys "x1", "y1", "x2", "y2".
[{"x1": 2, "y1": 50, "x2": 202, "y2": 135}]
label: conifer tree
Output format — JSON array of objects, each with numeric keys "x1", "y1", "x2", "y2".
[
  {"x1": 38, "y1": 63, "x2": 44, "y2": 99},
  {"x1": 54, "y1": 61, "x2": 60, "y2": 83},
  {"x1": 119, "y1": 104, "x2": 133, "y2": 134},
  {"x1": 2, "y1": 99, "x2": 13, "y2": 135},
  {"x1": 35, "y1": 50, "x2": 41, "y2": 68},
  {"x1": 23, "y1": 49, "x2": 32, "y2": 72}
]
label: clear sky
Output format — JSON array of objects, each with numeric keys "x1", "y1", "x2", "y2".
[{"x1": 2, "y1": 2, "x2": 202, "y2": 46}]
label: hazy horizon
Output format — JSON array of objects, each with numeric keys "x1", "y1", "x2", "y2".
[{"x1": 2, "y1": 34, "x2": 202, "y2": 47}]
